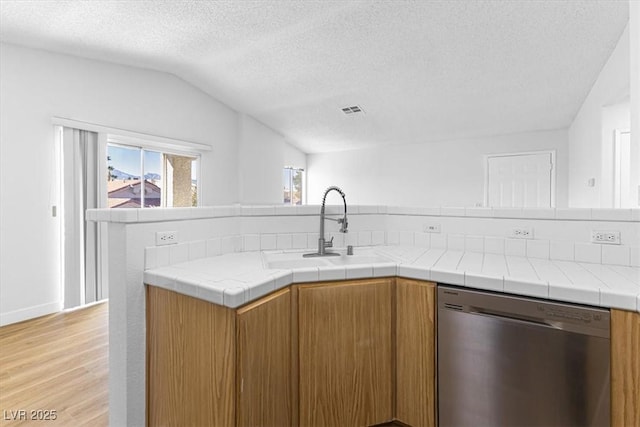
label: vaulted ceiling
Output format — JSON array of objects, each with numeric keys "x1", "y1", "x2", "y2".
[{"x1": 0, "y1": 1, "x2": 629, "y2": 153}]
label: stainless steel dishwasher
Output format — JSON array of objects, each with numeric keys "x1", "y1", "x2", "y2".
[{"x1": 438, "y1": 285, "x2": 610, "y2": 427}]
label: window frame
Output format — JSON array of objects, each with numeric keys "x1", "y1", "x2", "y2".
[
  {"x1": 101, "y1": 135, "x2": 202, "y2": 209},
  {"x1": 283, "y1": 166, "x2": 305, "y2": 206}
]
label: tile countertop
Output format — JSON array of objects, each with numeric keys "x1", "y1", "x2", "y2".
[{"x1": 143, "y1": 246, "x2": 640, "y2": 313}]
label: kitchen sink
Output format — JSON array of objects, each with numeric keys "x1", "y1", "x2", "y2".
[
  {"x1": 327, "y1": 255, "x2": 393, "y2": 265},
  {"x1": 263, "y1": 252, "x2": 331, "y2": 269},
  {"x1": 263, "y1": 250, "x2": 393, "y2": 270},
  {"x1": 265, "y1": 258, "x2": 331, "y2": 269}
]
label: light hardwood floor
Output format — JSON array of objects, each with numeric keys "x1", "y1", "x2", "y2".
[{"x1": 0, "y1": 302, "x2": 108, "y2": 426}]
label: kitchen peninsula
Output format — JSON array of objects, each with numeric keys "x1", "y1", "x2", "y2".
[{"x1": 91, "y1": 205, "x2": 640, "y2": 426}]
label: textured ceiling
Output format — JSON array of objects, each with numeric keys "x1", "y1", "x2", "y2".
[{"x1": 0, "y1": 0, "x2": 630, "y2": 153}]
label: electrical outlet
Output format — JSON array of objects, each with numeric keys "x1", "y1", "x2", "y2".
[
  {"x1": 423, "y1": 223, "x2": 441, "y2": 233},
  {"x1": 591, "y1": 231, "x2": 620, "y2": 245},
  {"x1": 156, "y1": 231, "x2": 178, "y2": 246},
  {"x1": 511, "y1": 227, "x2": 533, "y2": 239}
]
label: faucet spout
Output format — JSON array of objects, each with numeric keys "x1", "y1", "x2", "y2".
[{"x1": 304, "y1": 186, "x2": 348, "y2": 257}]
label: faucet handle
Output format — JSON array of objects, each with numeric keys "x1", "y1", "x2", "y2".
[{"x1": 324, "y1": 236, "x2": 334, "y2": 248}]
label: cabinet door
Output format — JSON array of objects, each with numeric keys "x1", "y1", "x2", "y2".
[
  {"x1": 236, "y1": 288, "x2": 292, "y2": 427},
  {"x1": 146, "y1": 286, "x2": 235, "y2": 427},
  {"x1": 298, "y1": 279, "x2": 393, "y2": 427},
  {"x1": 611, "y1": 309, "x2": 640, "y2": 427},
  {"x1": 395, "y1": 278, "x2": 436, "y2": 427}
]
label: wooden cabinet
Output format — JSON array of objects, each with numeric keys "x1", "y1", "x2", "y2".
[
  {"x1": 297, "y1": 279, "x2": 394, "y2": 427},
  {"x1": 395, "y1": 278, "x2": 436, "y2": 427},
  {"x1": 236, "y1": 288, "x2": 292, "y2": 427},
  {"x1": 146, "y1": 286, "x2": 292, "y2": 427},
  {"x1": 147, "y1": 278, "x2": 438, "y2": 427},
  {"x1": 146, "y1": 278, "x2": 637, "y2": 427},
  {"x1": 146, "y1": 286, "x2": 236, "y2": 427},
  {"x1": 611, "y1": 308, "x2": 640, "y2": 427}
]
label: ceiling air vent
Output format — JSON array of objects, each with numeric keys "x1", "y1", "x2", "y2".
[{"x1": 341, "y1": 105, "x2": 364, "y2": 115}]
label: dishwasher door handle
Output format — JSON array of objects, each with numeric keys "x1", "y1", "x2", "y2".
[{"x1": 468, "y1": 308, "x2": 562, "y2": 330}]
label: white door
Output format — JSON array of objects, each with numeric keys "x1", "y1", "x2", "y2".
[{"x1": 486, "y1": 152, "x2": 554, "y2": 208}]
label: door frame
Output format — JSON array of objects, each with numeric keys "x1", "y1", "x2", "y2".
[
  {"x1": 613, "y1": 129, "x2": 631, "y2": 208},
  {"x1": 483, "y1": 150, "x2": 556, "y2": 208}
]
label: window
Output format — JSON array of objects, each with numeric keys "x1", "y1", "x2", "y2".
[
  {"x1": 107, "y1": 143, "x2": 199, "y2": 208},
  {"x1": 283, "y1": 167, "x2": 304, "y2": 205}
]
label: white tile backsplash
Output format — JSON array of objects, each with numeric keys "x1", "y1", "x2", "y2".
[
  {"x1": 157, "y1": 246, "x2": 170, "y2": 267},
  {"x1": 276, "y1": 234, "x2": 293, "y2": 250},
  {"x1": 505, "y1": 239, "x2": 526, "y2": 256},
  {"x1": 188, "y1": 240, "x2": 206, "y2": 261},
  {"x1": 221, "y1": 235, "x2": 240, "y2": 254},
  {"x1": 601, "y1": 245, "x2": 630, "y2": 266},
  {"x1": 169, "y1": 243, "x2": 189, "y2": 264},
  {"x1": 447, "y1": 234, "x2": 465, "y2": 251},
  {"x1": 399, "y1": 231, "x2": 414, "y2": 246},
  {"x1": 292, "y1": 233, "x2": 308, "y2": 249},
  {"x1": 133, "y1": 205, "x2": 638, "y2": 272},
  {"x1": 307, "y1": 233, "x2": 319, "y2": 249},
  {"x1": 465, "y1": 236, "x2": 484, "y2": 253},
  {"x1": 260, "y1": 234, "x2": 277, "y2": 250},
  {"x1": 484, "y1": 237, "x2": 504, "y2": 254},
  {"x1": 550, "y1": 241, "x2": 574, "y2": 261},
  {"x1": 243, "y1": 234, "x2": 260, "y2": 251},
  {"x1": 346, "y1": 232, "x2": 359, "y2": 246},
  {"x1": 206, "y1": 238, "x2": 221, "y2": 257},
  {"x1": 358, "y1": 231, "x2": 372, "y2": 246},
  {"x1": 574, "y1": 243, "x2": 601, "y2": 264},
  {"x1": 372, "y1": 230, "x2": 385, "y2": 246},
  {"x1": 431, "y1": 233, "x2": 447, "y2": 249},
  {"x1": 526, "y1": 240, "x2": 549, "y2": 259},
  {"x1": 414, "y1": 232, "x2": 430, "y2": 248},
  {"x1": 631, "y1": 247, "x2": 640, "y2": 267}
]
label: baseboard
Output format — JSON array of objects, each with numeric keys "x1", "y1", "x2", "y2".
[{"x1": 0, "y1": 301, "x2": 62, "y2": 326}]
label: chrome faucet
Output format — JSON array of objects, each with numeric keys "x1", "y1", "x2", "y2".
[{"x1": 303, "y1": 186, "x2": 348, "y2": 257}]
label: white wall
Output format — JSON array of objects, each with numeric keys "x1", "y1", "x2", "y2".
[
  {"x1": 0, "y1": 43, "x2": 239, "y2": 324},
  {"x1": 283, "y1": 140, "x2": 307, "y2": 170},
  {"x1": 630, "y1": 1, "x2": 640, "y2": 208},
  {"x1": 237, "y1": 114, "x2": 306, "y2": 204},
  {"x1": 568, "y1": 24, "x2": 631, "y2": 207},
  {"x1": 600, "y1": 102, "x2": 631, "y2": 207},
  {"x1": 307, "y1": 129, "x2": 568, "y2": 207}
]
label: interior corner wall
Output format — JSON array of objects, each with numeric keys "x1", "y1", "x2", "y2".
[
  {"x1": 630, "y1": 1, "x2": 640, "y2": 208},
  {"x1": 283, "y1": 141, "x2": 307, "y2": 170},
  {"x1": 307, "y1": 129, "x2": 568, "y2": 207},
  {"x1": 568, "y1": 24, "x2": 630, "y2": 208},
  {"x1": 238, "y1": 114, "x2": 306, "y2": 204},
  {"x1": 0, "y1": 43, "x2": 239, "y2": 325}
]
